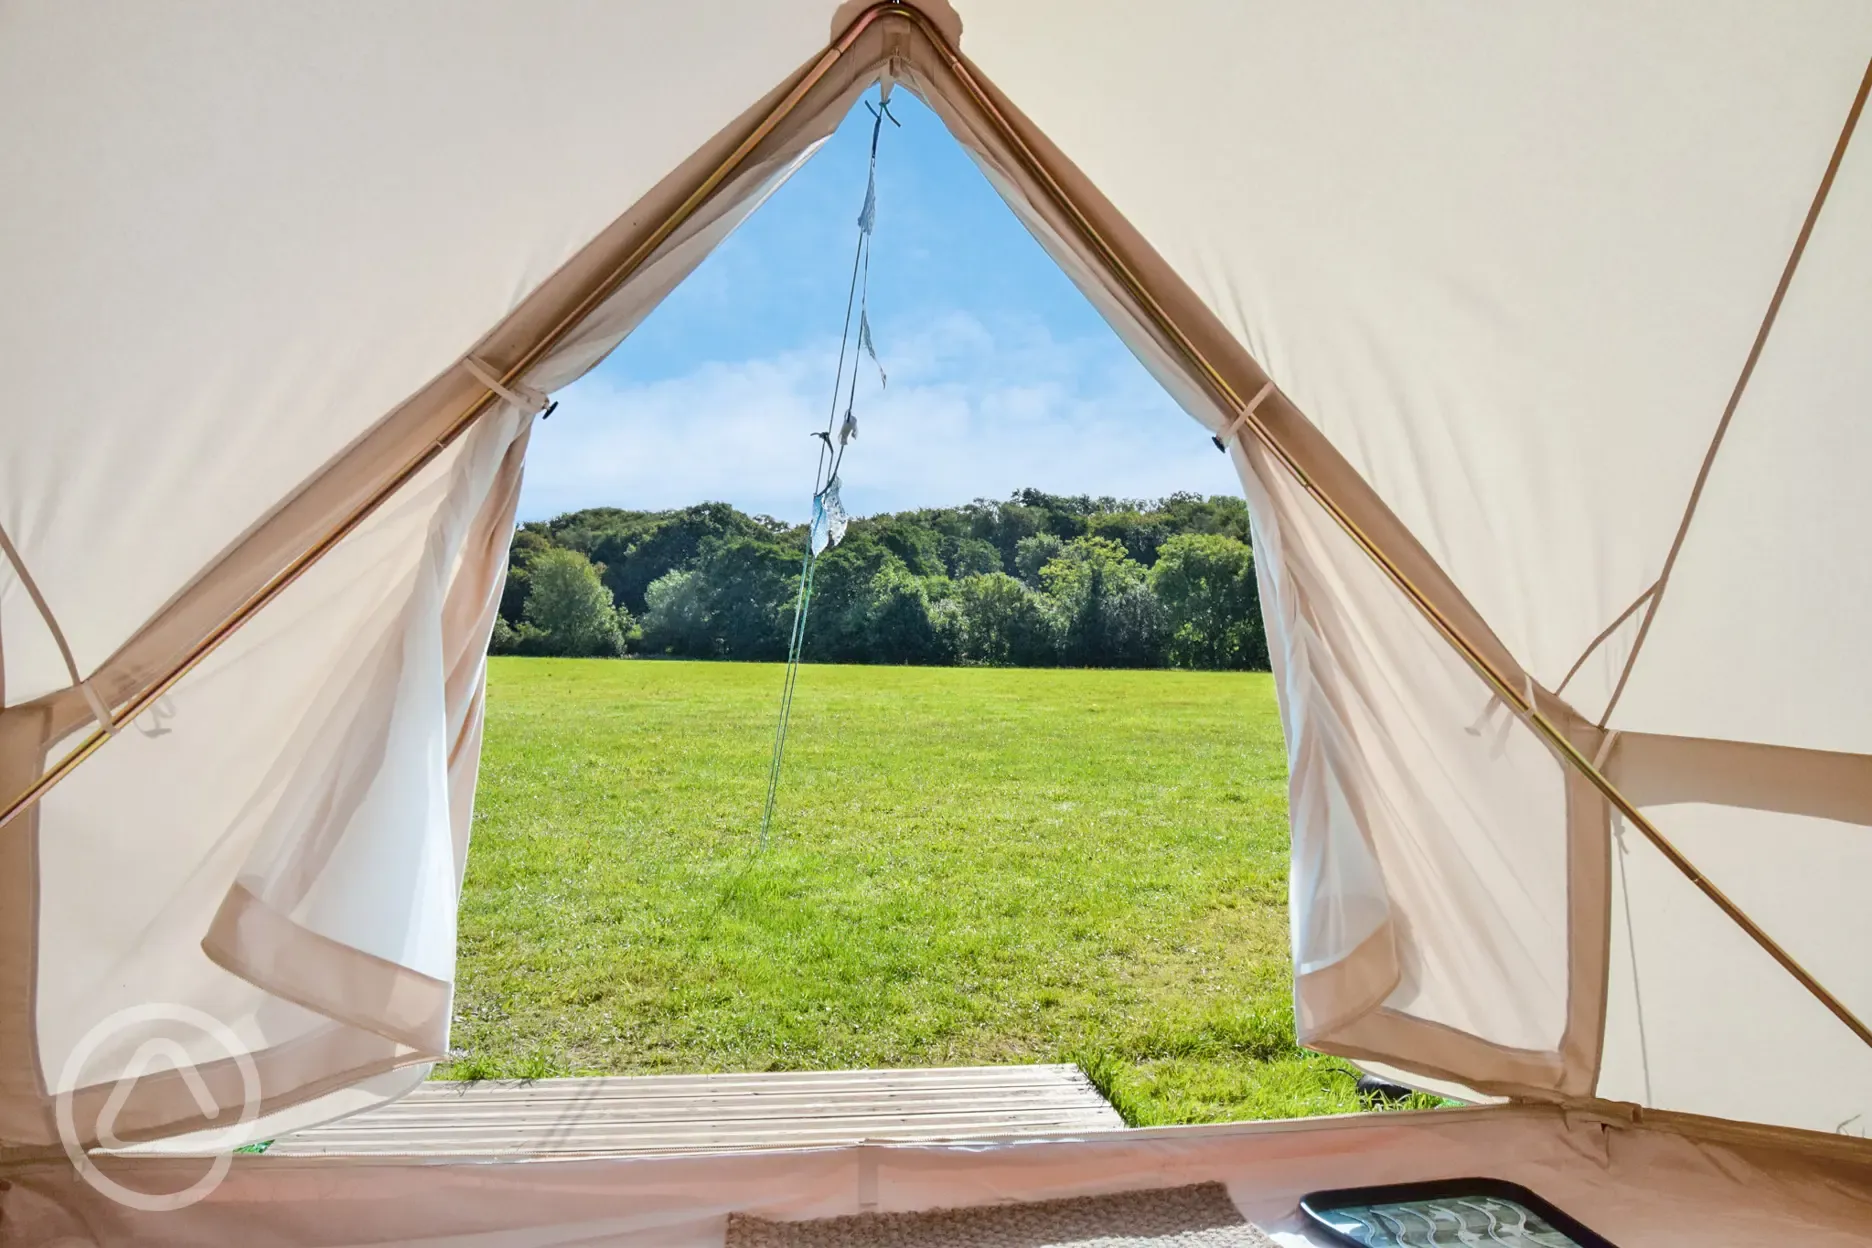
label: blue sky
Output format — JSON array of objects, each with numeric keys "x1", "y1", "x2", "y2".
[{"x1": 519, "y1": 89, "x2": 1240, "y2": 524}]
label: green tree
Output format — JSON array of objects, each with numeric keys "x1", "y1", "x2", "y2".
[
  {"x1": 1013, "y1": 533, "x2": 1065, "y2": 587},
  {"x1": 1158, "y1": 491, "x2": 1252, "y2": 544},
  {"x1": 929, "y1": 594, "x2": 966, "y2": 665},
  {"x1": 1040, "y1": 537, "x2": 1162, "y2": 667},
  {"x1": 593, "y1": 503, "x2": 781, "y2": 614},
  {"x1": 523, "y1": 548, "x2": 626, "y2": 657},
  {"x1": 1149, "y1": 533, "x2": 1264, "y2": 669},
  {"x1": 1038, "y1": 536, "x2": 1146, "y2": 597},
  {"x1": 956, "y1": 572, "x2": 1058, "y2": 666},
  {"x1": 499, "y1": 526, "x2": 557, "y2": 624},
  {"x1": 864, "y1": 562, "x2": 946, "y2": 664},
  {"x1": 1097, "y1": 579, "x2": 1168, "y2": 667},
  {"x1": 694, "y1": 536, "x2": 799, "y2": 661},
  {"x1": 872, "y1": 518, "x2": 944, "y2": 577},
  {"x1": 1088, "y1": 509, "x2": 1173, "y2": 566},
  {"x1": 488, "y1": 615, "x2": 520, "y2": 654},
  {"x1": 640, "y1": 569, "x2": 707, "y2": 656},
  {"x1": 800, "y1": 537, "x2": 898, "y2": 663},
  {"x1": 943, "y1": 535, "x2": 1004, "y2": 578},
  {"x1": 980, "y1": 499, "x2": 1044, "y2": 570},
  {"x1": 490, "y1": 489, "x2": 1263, "y2": 668}
]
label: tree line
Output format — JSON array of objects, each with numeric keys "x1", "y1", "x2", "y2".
[{"x1": 493, "y1": 488, "x2": 1268, "y2": 670}]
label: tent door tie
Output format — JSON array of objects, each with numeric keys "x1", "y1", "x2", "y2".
[
  {"x1": 463, "y1": 356, "x2": 552, "y2": 416},
  {"x1": 79, "y1": 680, "x2": 118, "y2": 737},
  {"x1": 1213, "y1": 380, "x2": 1277, "y2": 452}
]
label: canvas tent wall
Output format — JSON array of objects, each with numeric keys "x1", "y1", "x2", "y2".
[{"x1": 2, "y1": 0, "x2": 1872, "y2": 1228}]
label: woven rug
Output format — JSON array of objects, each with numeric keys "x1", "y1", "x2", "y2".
[{"x1": 724, "y1": 1181, "x2": 1276, "y2": 1248}]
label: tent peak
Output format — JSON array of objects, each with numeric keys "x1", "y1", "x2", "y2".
[{"x1": 831, "y1": 0, "x2": 963, "y2": 50}]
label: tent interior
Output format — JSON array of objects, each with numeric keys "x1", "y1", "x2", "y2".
[{"x1": 3, "y1": 1, "x2": 1872, "y2": 1243}]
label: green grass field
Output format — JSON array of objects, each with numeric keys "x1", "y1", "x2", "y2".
[{"x1": 444, "y1": 657, "x2": 1380, "y2": 1124}]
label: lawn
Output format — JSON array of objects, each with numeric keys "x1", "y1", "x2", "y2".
[{"x1": 443, "y1": 657, "x2": 1377, "y2": 1124}]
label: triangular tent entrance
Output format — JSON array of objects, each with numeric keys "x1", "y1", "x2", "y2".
[{"x1": 4, "y1": 2, "x2": 1872, "y2": 1240}]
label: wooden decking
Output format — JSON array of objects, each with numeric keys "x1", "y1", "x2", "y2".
[{"x1": 267, "y1": 1064, "x2": 1125, "y2": 1159}]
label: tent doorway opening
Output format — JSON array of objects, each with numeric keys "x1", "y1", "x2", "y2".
[{"x1": 444, "y1": 87, "x2": 1384, "y2": 1132}]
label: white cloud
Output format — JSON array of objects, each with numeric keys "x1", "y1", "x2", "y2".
[{"x1": 518, "y1": 312, "x2": 1242, "y2": 524}]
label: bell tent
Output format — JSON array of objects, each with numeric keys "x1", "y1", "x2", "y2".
[{"x1": 3, "y1": 1, "x2": 1872, "y2": 1242}]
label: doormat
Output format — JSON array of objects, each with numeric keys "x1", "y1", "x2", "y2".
[{"x1": 724, "y1": 1181, "x2": 1277, "y2": 1248}]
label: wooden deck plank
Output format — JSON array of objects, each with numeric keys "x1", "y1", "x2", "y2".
[
  {"x1": 322, "y1": 1081, "x2": 1109, "y2": 1116},
  {"x1": 289, "y1": 1109, "x2": 1121, "y2": 1141},
  {"x1": 268, "y1": 1064, "x2": 1125, "y2": 1158},
  {"x1": 388, "y1": 1067, "x2": 1101, "y2": 1095}
]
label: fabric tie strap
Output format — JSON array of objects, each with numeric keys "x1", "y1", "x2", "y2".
[
  {"x1": 1218, "y1": 381, "x2": 1278, "y2": 449},
  {"x1": 79, "y1": 681, "x2": 118, "y2": 737},
  {"x1": 463, "y1": 356, "x2": 551, "y2": 415}
]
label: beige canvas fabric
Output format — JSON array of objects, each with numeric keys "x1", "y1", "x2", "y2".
[
  {"x1": 2, "y1": 0, "x2": 1871, "y2": 1181},
  {"x1": 0, "y1": 0, "x2": 831, "y2": 706},
  {"x1": 30, "y1": 402, "x2": 531, "y2": 1148},
  {"x1": 0, "y1": 1, "x2": 877, "y2": 1150},
  {"x1": 957, "y1": 0, "x2": 1872, "y2": 722},
  {"x1": 921, "y1": 0, "x2": 1872, "y2": 1131}
]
